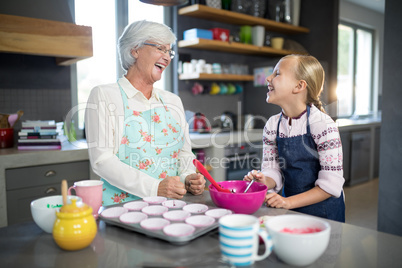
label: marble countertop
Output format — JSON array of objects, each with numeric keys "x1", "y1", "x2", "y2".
[{"x1": 1, "y1": 192, "x2": 401, "y2": 267}]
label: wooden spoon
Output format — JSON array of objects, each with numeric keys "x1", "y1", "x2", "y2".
[{"x1": 61, "y1": 180, "x2": 67, "y2": 206}]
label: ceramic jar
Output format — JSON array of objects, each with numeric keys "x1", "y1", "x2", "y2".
[{"x1": 53, "y1": 199, "x2": 97, "y2": 251}]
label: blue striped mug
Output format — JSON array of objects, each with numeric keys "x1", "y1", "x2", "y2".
[{"x1": 219, "y1": 214, "x2": 272, "y2": 266}]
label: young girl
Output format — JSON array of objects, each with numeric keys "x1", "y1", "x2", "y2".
[{"x1": 244, "y1": 54, "x2": 345, "y2": 222}]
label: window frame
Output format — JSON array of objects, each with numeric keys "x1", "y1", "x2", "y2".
[
  {"x1": 337, "y1": 20, "x2": 375, "y2": 118},
  {"x1": 70, "y1": 0, "x2": 173, "y2": 138}
]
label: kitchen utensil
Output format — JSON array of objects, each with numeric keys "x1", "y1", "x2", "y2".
[
  {"x1": 219, "y1": 214, "x2": 272, "y2": 266},
  {"x1": 209, "y1": 180, "x2": 267, "y2": 214},
  {"x1": 193, "y1": 159, "x2": 231, "y2": 193},
  {"x1": 7, "y1": 114, "x2": 18, "y2": 128},
  {"x1": 220, "y1": 111, "x2": 236, "y2": 131},
  {"x1": 252, "y1": 25, "x2": 265, "y2": 46},
  {"x1": 12, "y1": 110, "x2": 23, "y2": 127},
  {"x1": 271, "y1": 37, "x2": 285, "y2": 49},
  {"x1": 62, "y1": 180, "x2": 67, "y2": 205},
  {"x1": 0, "y1": 128, "x2": 14, "y2": 148},
  {"x1": 244, "y1": 169, "x2": 260, "y2": 193},
  {"x1": 0, "y1": 114, "x2": 9, "y2": 128},
  {"x1": 53, "y1": 197, "x2": 97, "y2": 251},
  {"x1": 100, "y1": 199, "x2": 227, "y2": 244},
  {"x1": 68, "y1": 180, "x2": 104, "y2": 219},
  {"x1": 244, "y1": 179, "x2": 256, "y2": 193},
  {"x1": 30, "y1": 195, "x2": 82, "y2": 233},
  {"x1": 265, "y1": 215, "x2": 331, "y2": 266},
  {"x1": 240, "y1": 25, "x2": 252, "y2": 44}
]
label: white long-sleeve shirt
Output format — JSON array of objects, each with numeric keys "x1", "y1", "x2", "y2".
[
  {"x1": 85, "y1": 77, "x2": 195, "y2": 197},
  {"x1": 261, "y1": 105, "x2": 345, "y2": 197}
]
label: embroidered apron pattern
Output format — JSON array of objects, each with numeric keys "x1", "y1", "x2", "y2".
[
  {"x1": 101, "y1": 83, "x2": 184, "y2": 206},
  {"x1": 276, "y1": 105, "x2": 345, "y2": 222}
]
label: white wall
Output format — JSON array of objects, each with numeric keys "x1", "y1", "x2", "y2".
[{"x1": 339, "y1": 0, "x2": 384, "y2": 111}]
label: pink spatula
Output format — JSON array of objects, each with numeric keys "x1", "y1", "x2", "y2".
[{"x1": 193, "y1": 159, "x2": 232, "y2": 193}]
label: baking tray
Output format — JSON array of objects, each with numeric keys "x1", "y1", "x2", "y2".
[{"x1": 99, "y1": 199, "x2": 228, "y2": 245}]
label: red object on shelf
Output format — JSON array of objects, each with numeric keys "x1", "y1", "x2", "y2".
[
  {"x1": 211, "y1": 28, "x2": 230, "y2": 42},
  {"x1": 0, "y1": 128, "x2": 14, "y2": 148},
  {"x1": 193, "y1": 113, "x2": 211, "y2": 132}
]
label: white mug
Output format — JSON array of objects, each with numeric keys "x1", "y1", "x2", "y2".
[
  {"x1": 219, "y1": 214, "x2": 272, "y2": 266},
  {"x1": 252, "y1": 25, "x2": 265, "y2": 47}
]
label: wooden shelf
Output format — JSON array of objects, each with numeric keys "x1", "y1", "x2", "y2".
[
  {"x1": 179, "y1": 73, "x2": 253, "y2": 81},
  {"x1": 178, "y1": 38, "x2": 302, "y2": 56},
  {"x1": 179, "y1": 4, "x2": 309, "y2": 34},
  {"x1": 0, "y1": 14, "x2": 93, "y2": 66}
]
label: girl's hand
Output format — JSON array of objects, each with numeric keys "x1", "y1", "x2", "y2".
[
  {"x1": 244, "y1": 170, "x2": 264, "y2": 182},
  {"x1": 265, "y1": 192, "x2": 291, "y2": 210}
]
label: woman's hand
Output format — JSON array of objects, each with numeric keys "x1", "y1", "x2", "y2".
[
  {"x1": 265, "y1": 192, "x2": 291, "y2": 210},
  {"x1": 185, "y1": 173, "x2": 206, "y2": 196},
  {"x1": 158, "y1": 176, "x2": 187, "y2": 199}
]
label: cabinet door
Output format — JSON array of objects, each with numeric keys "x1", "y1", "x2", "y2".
[
  {"x1": 6, "y1": 161, "x2": 90, "y2": 225},
  {"x1": 6, "y1": 161, "x2": 90, "y2": 190},
  {"x1": 340, "y1": 131, "x2": 351, "y2": 184},
  {"x1": 7, "y1": 182, "x2": 69, "y2": 225},
  {"x1": 349, "y1": 130, "x2": 371, "y2": 186}
]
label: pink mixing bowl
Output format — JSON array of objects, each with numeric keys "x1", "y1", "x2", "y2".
[{"x1": 209, "y1": 180, "x2": 268, "y2": 214}]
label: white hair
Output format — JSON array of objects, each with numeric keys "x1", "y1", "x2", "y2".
[{"x1": 118, "y1": 20, "x2": 177, "y2": 71}]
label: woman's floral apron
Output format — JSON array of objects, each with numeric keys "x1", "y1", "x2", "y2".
[{"x1": 101, "y1": 83, "x2": 184, "y2": 206}]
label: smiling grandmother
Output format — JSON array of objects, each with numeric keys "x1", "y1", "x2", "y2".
[{"x1": 85, "y1": 20, "x2": 205, "y2": 206}]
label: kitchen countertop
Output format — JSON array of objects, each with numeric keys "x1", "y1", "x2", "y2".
[{"x1": 1, "y1": 192, "x2": 401, "y2": 267}]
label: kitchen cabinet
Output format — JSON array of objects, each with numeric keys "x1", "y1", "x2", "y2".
[
  {"x1": 5, "y1": 161, "x2": 90, "y2": 225},
  {"x1": 0, "y1": 14, "x2": 92, "y2": 66},
  {"x1": 349, "y1": 130, "x2": 371, "y2": 186},
  {"x1": 338, "y1": 120, "x2": 381, "y2": 186}
]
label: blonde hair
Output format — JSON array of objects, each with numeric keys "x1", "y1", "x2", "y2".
[{"x1": 282, "y1": 54, "x2": 326, "y2": 112}]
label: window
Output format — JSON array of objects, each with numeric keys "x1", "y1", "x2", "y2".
[
  {"x1": 73, "y1": 0, "x2": 165, "y2": 130},
  {"x1": 337, "y1": 22, "x2": 374, "y2": 118}
]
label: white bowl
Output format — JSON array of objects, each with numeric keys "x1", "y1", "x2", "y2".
[
  {"x1": 30, "y1": 195, "x2": 83, "y2": 233},
  {"x1": 265, "y1": 215, "x2": 331, "y2": 266}
]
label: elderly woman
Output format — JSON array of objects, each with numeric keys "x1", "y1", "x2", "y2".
[{"x1": 85, "y1": 20, "x2": 205, "y2": 206}]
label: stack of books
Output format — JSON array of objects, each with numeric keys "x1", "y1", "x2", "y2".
[{"x1": 18, "y1": 120, "x2": 66, "y2": 150}]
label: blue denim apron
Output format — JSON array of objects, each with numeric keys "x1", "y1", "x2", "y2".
[
  {"x1": 276, "y1": 105, "x2": 345, "y2": 222},
  {"x1": 101, "y1": 82, "x2": 184, "y2": 206}
]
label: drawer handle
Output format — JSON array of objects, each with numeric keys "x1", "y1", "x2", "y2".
[
  {"x1": 45, "y1": 170, "x2": 57, "y2": 177},
  {"x1": 45, "y1": 187, "x2": 57, "y2": 194}
]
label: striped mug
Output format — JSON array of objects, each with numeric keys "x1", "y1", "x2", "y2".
[{"x1": 219, "y1": 214, "x2": 272, "y2": 266}]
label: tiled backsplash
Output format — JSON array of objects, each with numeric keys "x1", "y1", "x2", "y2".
[{"x1": 0, "y1": 88, "x2": 71, "y2": 126}]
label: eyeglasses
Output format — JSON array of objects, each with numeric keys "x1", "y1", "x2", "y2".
[{"x1": 143, "y1": 43, "x2": 175, "y2": 59}]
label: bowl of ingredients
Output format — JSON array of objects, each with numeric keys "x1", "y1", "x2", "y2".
[
  {"x1": 209, "y1": 180, "x2": 267, "y2": 214},
  {"x1": 265, "y1": 215, "x2": 331, "y2": 266},
  {"x1": 31, "y1": 195, "x2": 82, "y2": 233}
]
